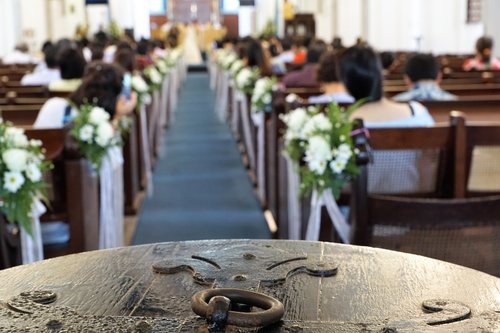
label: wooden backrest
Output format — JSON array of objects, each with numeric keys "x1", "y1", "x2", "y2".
[
  {"x1": 454, "y1": 117, "x2": 500, "y2": 197},
  {"x1": 0, "y1": 105, "x2": 42, "y2": 126},
  {"x1": 350, "y1": 113, "x2": 500, "y2": 276},
  {"x1": 421, "y1": 96, "x2": 500, "y2": 123},
  {"x1": 0, "y1": 86, "x2": 49, "y2": 98}
]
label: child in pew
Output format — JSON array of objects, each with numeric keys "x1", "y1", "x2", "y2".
[
  {"x1": 463, "y1": 36, "x2": 500, "y2": 71},
  {"x1": 392, "y1": 53, "x2": 457, "y2": 102},
  {"x1": 308, "y1": 51, "x2": 354, "y2": 104},
  {"x1": 339, "y1": 45, "x2": 436, "y2": 194},
  {"x1": 33, "y1": 62, "x2": 137, "y2": 246}
]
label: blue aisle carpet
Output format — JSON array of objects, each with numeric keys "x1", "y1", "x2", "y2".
[{"x1": 132, "y1": 73, "x2": 270, "y2": 244}]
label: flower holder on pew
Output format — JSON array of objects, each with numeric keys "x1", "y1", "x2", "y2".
[
  {"x1": 69, "y1": 103, "x2": 125, "y2": 249},
  {"x1": 281, "y1": 100, "x2": 364, "y2": 242},
  {"x1": 0, "y1": 119, "x2": 51, "y2": 264}
]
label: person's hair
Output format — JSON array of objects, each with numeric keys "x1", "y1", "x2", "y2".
[
  {"x1": 136, "y1": 39, "x2": 151, "y2": 56},
  {"x1": 244, "y1": 38, "x2": 272, "y2": 75},
  {"x1": 90, "y1": 43, "x2": 105, "y2": 61},
  {"x1": 57, "y1": 47, "x2": 86, "y2": 79},
  {"x1": 306, "y1": 40, "x2": 327, "y2": 64},
  {"x1": 379, "y1": 51, "x2": 396, "y2": 70},
  {"x1": 317, "y1": 51, "x2": 341, "y2": 84},
  {"x1": 339, "y1": 45, "x2": 383, "y2": 101},
  {"x1": 15, "y1": 42, "x2": 29, "y2": 53},
  {"x1": 476, "y1": 36, "x2": 494, "y2": 63},
  {"x1": 405, "y1": 53, "x2": 439, "y2": 82},
  {"x1": 70, "y1": 61, "x2": 124, "y2": 117},
  {"x1": 331, "y1": 36, "x2": 344, "y2": 50},
  {"x1": 117, "y1": 41, "x2": 133, "y2": 51},
  {"x1": 44, "y1": 45, "x2": 58, "y2": 69},
  {"x1": 281, "y1": 37, "x2": 293, "y2": 51},
  {"x1": 114, "y1": 48, "x2": 135, "y2": 73}
]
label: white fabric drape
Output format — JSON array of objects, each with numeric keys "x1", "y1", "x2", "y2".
[
  {"x1": 285, "y1": 155, "x2": 302, "y2": 240},
  {"x1": 20, "y1": 198, "x2": 46, "y2": 264},
  {"x1": 216, "y1": 71, "x2": 230, "y2": 122},
  {"x1": 237, "y1": 91, "x2": 256, "y2": 172},
  {"x1": 98, "y1": 146, "x2": 124, "y2": 249},
  {"x1": 252, "y1": 111, "x2": 266, "y2": 203},
  {"x1": 139, "y1": 105, "x2": 153, "y2": 197}
]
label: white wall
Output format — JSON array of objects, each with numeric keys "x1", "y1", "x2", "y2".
[
  {"x1": 0, "y1": 0, "x2": 21, "y2": 57},
  {"x1": 288, "y1": 0, "x2": 485, "y2": 55},
  {"x1": 19, "y1": 0, "x2": 48, "y2": 54},
  {"x1": 483, "y1": 0, "x2": 500, "y2": 57},
  {"x1": 335, "y1": 0, "x2": 363, "y2": 46}
]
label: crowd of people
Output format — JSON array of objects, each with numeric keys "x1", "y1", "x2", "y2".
[{"x1": 212, "y1": 33, "x2": 499, "y2": 128}]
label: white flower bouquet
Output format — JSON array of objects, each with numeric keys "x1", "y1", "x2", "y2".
[
  {"x1": 281, "y1": 102, "x2": 363, "y2": 197},
  {"x1": 143, "y1": 66, "x2": 163, "y2": 91},
  {"x1": 70, "y1": 104, "x2": 119, "y2": 169},
  {"x1": 219, "y1": 51, "x2": 239, "y2": 70},
  {"x1": 230, "y1": 59, "x2": 245, "y2": 79},
  {"x1": 132, "y1": 74, "x2": 152, "y2": 109},
  {"x1": 0, "y1": 120, "x2": 50, "y2": 234},
  {"x1": 235, "y1": 67, "x2": 260, "y2": 95},
  {"x1": 251, "y1": 76, "x2": 278, "y2": 113}
]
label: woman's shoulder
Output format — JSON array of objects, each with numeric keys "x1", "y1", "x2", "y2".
[{"x1": 34, "y1": 98, "x2": 69, "y2": 129}]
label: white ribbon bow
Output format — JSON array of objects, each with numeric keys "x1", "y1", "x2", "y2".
[
  {"x1": 21, "y1": 198, "x2": 46, "y2": 264},
  {"x1": 285, "y1": 157, "x2": 351, "y2": 243}
]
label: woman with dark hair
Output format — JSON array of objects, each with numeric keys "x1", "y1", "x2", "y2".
[
  {"x1": 339, "y1": 45, "x2": 433, "y2": 127},
  {"x1": 49, "y1": 47, "x2": 87, "y2": 92},
  {"x1": 243, "y1": 38, "x2": 272, "y2": 76},
  {"x1": 35, "y1": 62, "x2": 137, "y2": 128},
  {"x1": 309, "y1": 51, "x2": 353, "y2": 104}
]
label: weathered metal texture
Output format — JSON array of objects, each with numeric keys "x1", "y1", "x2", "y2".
[{"x1": 0, "y1": 240, "x2": 499, "y2": 332}]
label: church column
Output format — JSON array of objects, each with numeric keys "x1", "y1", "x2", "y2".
[
  {"x1": 238, "y1": 5, "x2": 255, "y2": 37},
  {"x1": 109, "y1": 0, "x2": 150, "y2": 40},
  {"x1": 0, "y1": 0, "x2": 20, "y2": 57}
]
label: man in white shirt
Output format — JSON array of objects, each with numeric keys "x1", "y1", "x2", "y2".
[
  {"x1": 2, "y1": 42, "x2": 37, "y2": 64},
  {"x1": 21, "y1": 45, "x2": 61, "y2": 86}
]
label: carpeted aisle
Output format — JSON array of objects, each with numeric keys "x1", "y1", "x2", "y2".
[{"x1": 132, "y1": 72, "x2": 270, "y2": 244}]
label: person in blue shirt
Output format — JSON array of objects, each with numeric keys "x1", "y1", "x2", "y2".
[{"x1": 393, "y1": 53, "x2": 457, "y2": 102}]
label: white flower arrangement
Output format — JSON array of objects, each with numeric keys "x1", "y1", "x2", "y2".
[
  {"x1": 219, "y1": 51, "x2": 239, "y2": 70},
  {"x1": 235, "y1": 67, "x2": 260, "y2": 95},
  {"x1": 251, "y1": 76, "x2": 278, "y2": 113},
  {"x1": 230, "y1": 59, "x2": 245, "y2": 79},
  {"x1": 132, "y1": 74, "x2": 152, "y2": 108},
  {"x1": 0, "y1": 119, "x2": 50, "y2": 235},
  {"x1": 70, "y1": 104, "x2": 119, "y2": 169},
  {"x1": 144, "y1": 65, "x2": 162, "y2": 90},
  {"x1": 281, "y1": 102, "x2": 363, "y2": 197}
]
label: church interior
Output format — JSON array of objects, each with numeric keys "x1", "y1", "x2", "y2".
[{"x1": 0, "y1": 0, "x2": 499, "y2": 331}]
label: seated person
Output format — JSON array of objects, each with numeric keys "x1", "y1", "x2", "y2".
[
  {"x1": 340, "y1": 45, "x2": 434, "y2": 128},
  {"x1": 340, "y1": 45, "x2": 436, "y2": 194},
  {"x1": 35, "y1": 62, "x2": 137, "y2": 129},
  {"x1": 21, "y1": 45, "x2": 61, "y2": 86},
  {"x1": 379, "y1": 51, "x2": 398, "y2": 76},
  {"x1": 48, "y1": 47, "x2": 86, "y2": 92},
  {"x1": 282, "y1": 40, "x2": 327, "y2": 87},
  {"x1": 243, "y1": 38, "x2": 272, "y2": 76},
  {"x1": 2, "y1": 42, "x2": 37, "y2": 64},
  {"x1": 271, "y1": 37, "x2": 294, "y2": 74},
  {"x1": 392, "y1": 53, "x2": 457, "y2": 102},
  {"x1": 463, "y1": 36, "x2": 500, "y2": 71},
  {"x1": 308, "y1": 51, "x2": 354, "y2": 104}
]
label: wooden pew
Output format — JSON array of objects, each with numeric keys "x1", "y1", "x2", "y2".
[
  {"x1": 421, "y1": 96, "x2": 500, "y2": 123},
  {"x1": 0, "y1": 86, "x2": 49, "y2": 98},
  {"x1": 385, "y1": 82, "x2": 500, "y2": 98}
]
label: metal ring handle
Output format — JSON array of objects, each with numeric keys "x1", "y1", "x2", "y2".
[{"x1": 191, "y1": 288, "x2": 285, "y2": 328}]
